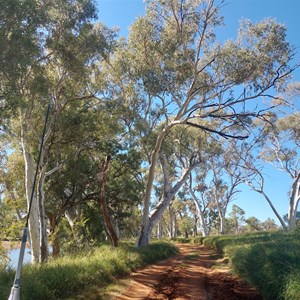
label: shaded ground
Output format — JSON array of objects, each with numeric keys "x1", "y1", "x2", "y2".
[{"x1": 111, "y1": 243, "x2": 262, "y2": 300}]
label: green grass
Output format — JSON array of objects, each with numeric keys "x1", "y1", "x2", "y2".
[
  {"x1": 202, "y1": 231, "x2": 281, "y2": 252},
  {"x1": 0, "y1": 241, "x2": 178, "y2": 300},
  {"x1": 283, "y1": 270, "x2": 300, "y2": 300},
  {"x1": 171, "y1": 236, "x2": 205, "y2": 244},
  {"x1": 184, "y1": 230, "x2": 300, "y2": 300}
]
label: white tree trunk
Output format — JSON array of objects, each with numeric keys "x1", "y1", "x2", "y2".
[
  {"x1": 169, "y1": 206, "x2": 174, "y2": 238},
  {"x1": 138, "y1": 159, "x2": 200, "y2": 245},
  {"x1": 245, "y1": 181, "x2": 288, "y2": 230},
  {"x1": 288, "y1": 174, "x2": 300, "y2": 229},
  {"x1": 157, "y1": 217, "x2": 163, "y2": 239},
  {"x1": 136, "y1": 128, "x2": 168, "y2": 247},
  {"x1": 22, "y1": 148, "x2": 41, "y2": 263},
  {"x1": 37, "y1": 167, "x2": 48, "y2": 262},
  {"x1": 65, "y1": 206, "x2": 78, "y2": 232},
  {"x1": 189, "y1": 188, "x2": 208, "y2": 237},
  {"x1": 215, "y1": 195, "x2": 226, "y2": 234},
  {"x1": 136, "y1": 121, "x2": 183, "y2": 247},
  {"x1": 219, "y1": 210, "x2": 226, "y2": 235}
]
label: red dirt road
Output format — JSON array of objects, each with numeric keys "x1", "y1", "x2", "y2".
[{"x1": 112, "y1": 243, "x2": 262, "y2": 300}]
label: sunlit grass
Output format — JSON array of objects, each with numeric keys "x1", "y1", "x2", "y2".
[
  {"x1": 0, "y1": 241, "x2": 178, "y2": 300},
  {"x1": 201, "y1": 231, "x2": 300, "y2": 300}
]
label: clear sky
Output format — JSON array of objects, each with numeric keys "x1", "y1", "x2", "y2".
[{"x1": 95, "y1": 0, "x2": 300, "y2": 224}]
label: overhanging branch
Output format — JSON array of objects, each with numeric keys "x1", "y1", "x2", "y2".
[{"x1": 185, "y1": 121, "x2": 248, "y2": 140}]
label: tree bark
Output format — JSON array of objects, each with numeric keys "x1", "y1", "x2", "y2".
[
  {"x1": 137, "y1": 156, "x2": 200, "y2": 246},
  {"x1": 37, "y1": 166, "x2": 48, "y2": 262},
  {"x1": 157, "y1": 216, "x2": 163, "y2": 239},
  {"x1": 245, "y1": 181, "x2": 288, "y2": 230},
  {"x1": 22, "y1": 143, "x2": 41, "y2": 263},
  {"x1": 99, "y1": 155, "x2": 118, "y2": 247},
  {"x1": 169, "y1": 206, "x2": 174, "y2": 239},
  {"x1": 219, "y1": 210, "x2": 226, "y2": 235},
  {"x1": 136, "y1": 128, "x2": 168, "y2": 247},
  {"x1": 189, "y1": 187, "x2": 208, "y2": 237},
  {"x1": 288, "y1": 174, "x2": 300, "y2": 229},
  {"x1": 49, "y1": 215, "x2": 60, "y2": 257}
]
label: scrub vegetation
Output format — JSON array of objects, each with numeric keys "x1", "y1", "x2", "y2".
[{"x1": 0, "y1": 242, "x2": 178, "y2": 300}]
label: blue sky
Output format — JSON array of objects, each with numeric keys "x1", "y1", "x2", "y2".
[{"x1": 95, "y1": 0, "x2": 300, "y2": 224}]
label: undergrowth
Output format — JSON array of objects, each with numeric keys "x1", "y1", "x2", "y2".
[{"x1": 0, "y1": 241, "x2": 178, "y2": 300}]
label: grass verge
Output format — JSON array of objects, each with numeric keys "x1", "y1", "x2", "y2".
[
  {"x1": 0, "y1": 241, "x2": 178, "y2": 300},
  {"x1": 224, "y1": 231, "x2": 300, "y2": 300}
]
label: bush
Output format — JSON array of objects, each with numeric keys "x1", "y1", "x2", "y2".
[{"x1": 0, "y1": 242, "x2": 178, "y2": 300}]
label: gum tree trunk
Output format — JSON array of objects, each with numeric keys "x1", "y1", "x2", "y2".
[
  {"x1": 22, "y1": 147, "x2": 41, "y2": 263},
  {"x1": 189, "y1": 187, "x2": 208, "y2": 237},
  {"x1": 99, "y1": 155, "x2": 118, "y2": 247},
  {"x1": 137, "y1": 155, "x2": 200, "y2": 246},
  {"x1": 288, "y1": 174, "x2": 300, "y2": 229}
]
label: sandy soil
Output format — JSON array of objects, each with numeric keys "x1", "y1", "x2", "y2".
[{"x1": 110, "y1": 243, "x2": 262, "y2": 300}]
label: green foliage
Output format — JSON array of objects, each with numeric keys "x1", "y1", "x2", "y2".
[
  {"x1": 172, "y1": 236, "x2": 205, "y2": 244},
  {"x1": 0, "y1": 243, "x2": 8, "y2": 271},
  {"x1": 0, "y1": 242, "x2": 178, "y2": 300}
]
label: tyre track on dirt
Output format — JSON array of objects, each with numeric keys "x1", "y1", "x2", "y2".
[
  {"x1": 112, "y1": 243, "x2": 261, "y2": 300},
  {"x1": 112, "y1": 244, "x2": 213, "y2": 300}
]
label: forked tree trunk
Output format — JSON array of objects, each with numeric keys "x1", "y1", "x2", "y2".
[
  {"x1": 215, "y1": 196, "x2": 226, "y2": 235},
  {"x1": 189, "y1": 187, "x2": 208, "y2": 237},
  {"x1": 99, "y1": 155, "x2": 118, "y2": 247},
  {"x1": 137, "y1": 129, "x2": 168, "y2": 247},
  {"x1": 137, "y1": 158, "x2": 200, "y2": 246}
]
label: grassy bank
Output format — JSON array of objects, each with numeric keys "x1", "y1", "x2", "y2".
[
  {"x1": 0, "y1": 241, "x2": 178, "y2": 300},
  {"x1": 174, "y1": 231, "x2": 300, "y2": 300},
  {"x1": 223, "y1": 232, "x2": 300, "y2": 300}
]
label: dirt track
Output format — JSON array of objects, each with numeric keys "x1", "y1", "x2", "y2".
[{"x1": 112, "y1": 243, "x2": 262, "y2": 300}]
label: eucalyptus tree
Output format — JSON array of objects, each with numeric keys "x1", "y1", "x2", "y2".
[
  {"x1": 1, "y1": 0, "x2": 118, "y2": 262},
  {"x1": 0, "y1": 0, "x2": 46, "y2": 121},
  {"x1": 245, "y1": 216, "x2": 262, "y2": 232},
  {"x1": 227, "y1": 135, "x2": 288, "y2": 230},
  {"x1": 229, "y1": 204, "x2": 245, "y2": 234},
  {"x1": 187, "y1": 172, "x2": 210, "y2": 237},
  {"x1": 260, "y1": 112, "x2": 300, "y2": 229},
  {"x1": 107, "y1": 0, "x2": 295, "y2": 247},
  {"x1": 261, "y1": 218, "x2": 278, "y2": 231}
]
